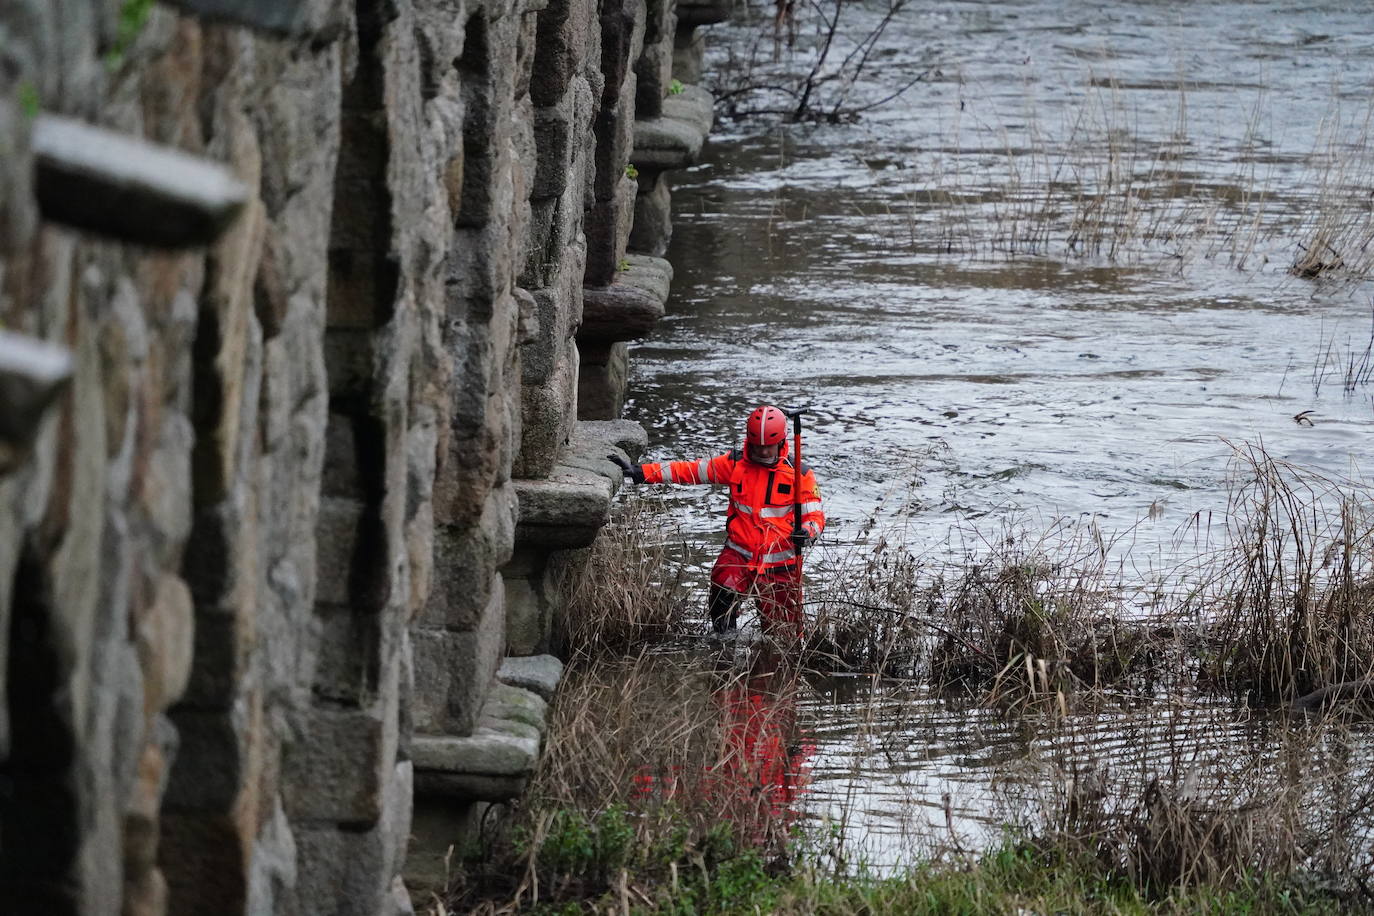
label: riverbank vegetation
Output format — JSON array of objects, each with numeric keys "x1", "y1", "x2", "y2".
[
  {"x1": 438, "y1": 655, "x2": 1371, "y2": 913},
  {"x1": 429, "y1": 444, "x2": 1374, "y2": 913},
  {"x1": 802, "y1": 440, "x2": 1374, "y2": 713}
]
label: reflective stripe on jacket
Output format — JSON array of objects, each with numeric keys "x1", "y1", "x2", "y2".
[{"x1": 641, "y1": 449, "x2": 825, "y2": 570}]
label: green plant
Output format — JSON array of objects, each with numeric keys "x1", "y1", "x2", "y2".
[
  {"x1": 668, "y1": 78, "x2": 685, "y2": 96},
  {"x1": 17, "y1": 82, "x2": 40, "y2": 120},
  {"x1": 624, "y1": 163, "x2": 639, "y2": 179},
  {"x1": 706, "y1": 848, "x2": 776, "y2": 912},
  {"x1": 105, "y1": 0, "x2": 154, "y2": 71},
  {"x1": 617, "y1": 257, "x2": 631, "y2": 272},
  {"x1": 535, "y1": 806, "x2": 636, "y2": 878}
]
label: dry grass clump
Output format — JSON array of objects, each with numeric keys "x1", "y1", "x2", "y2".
[
  {"x1": 803, "y1": 512, "x2": 933, "y2": 677},
  {"x1": 802, "y1": 512, "x2": 1177, "y2": 715},
  {"x1": 1289, "y1": 98, "x2": 1374, "y2": 280},
  {"x1": 1197, "y1": 442, "x2": 1374, "y2": 702},
  {"x1": 449, "y1": 651, "x2": 809, "y2": 912},
  {"x1": 1001, "y1": 708, "x2": 1374, "y2": 904},
  {"x1": 554, "y1": 501, "x2": 691, "y2": 657},
  {"x1": 534, "y1": 651, "x2": 809, "y2": 855},
  {"x1": 922, "y1": 550, "x2": 1171, "y2": 714}
]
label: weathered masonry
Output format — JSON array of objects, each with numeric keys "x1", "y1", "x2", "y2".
[{"x1": 0, "y1": 0, "x2": 727, "y2": 912}]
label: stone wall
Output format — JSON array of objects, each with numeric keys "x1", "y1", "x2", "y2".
[{"x1": 0, "y1": 0, "x2": 718, "y2": 913}]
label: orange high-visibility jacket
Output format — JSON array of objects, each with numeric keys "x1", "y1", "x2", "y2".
[{"x1": 641, "y1": 449, "x2": 825, "y2": 570}]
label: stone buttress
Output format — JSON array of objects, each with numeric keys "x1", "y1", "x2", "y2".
[{"x1": 0, "y1": 0, "x2": 731, "y2": 912}]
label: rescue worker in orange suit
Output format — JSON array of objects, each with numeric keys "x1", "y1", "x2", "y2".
[{"x1": 610, "y1": 405, "x2": 825, "y2": 637}]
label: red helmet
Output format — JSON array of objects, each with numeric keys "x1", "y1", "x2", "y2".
[{"x1": 745, "y1": 405, "x2": 788, "y2": 465}]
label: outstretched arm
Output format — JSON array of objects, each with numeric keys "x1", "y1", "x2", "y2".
[{"x1": 608, "y1": 452, "x2": 736, "y2": 486}]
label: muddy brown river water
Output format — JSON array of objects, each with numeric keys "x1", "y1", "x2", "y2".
[{"x1": 617, "y1": 0, "x2": 1374, "y2": 866}]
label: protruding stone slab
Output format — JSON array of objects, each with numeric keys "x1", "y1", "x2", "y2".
[
  {"x1": 580, "y1": 254, "x2": 672, "y2": 343},
  {"x1": 574, "y1": 419, "x2": 648, "y2": 461},
  {"x1": 497, "y1": 654, "x2": 566, "y2": 702},
  {"x1": 412, "y1": 682, "x2": 551, "y2": 802},
  {"x1": 479, "y1": 683, "x2": 550, "y2": 737},
  {"x1": 513, "y1": 416, "x2": 646, "y2": 545},
  {"x1": 630, "y1": 85, "x2": 715, "y2": 171},
  {"x1": 675, "y1": 0, "x2": 733, "y2": 26},
  {"x1": 580, "y1": 284, "x2": 661, "y2": 342},
  {"x1": 0, "y1": 330, "x2": 73, "y2": 471},
  {"x1": 412, "y1": 729, "x2": 538, "y2": 777},
  {"x1": 513, "y1": 464, "x2": 613, "y2": 549},
  {"x1": 162, "y1": 0, "x2": 347, "y2": 37},
  {"x1": 32, "y1": 114, "x2": 248, "y2": 247},
  {"x1": 620, "y1": 254, "x2": 672, "y2": 302}
]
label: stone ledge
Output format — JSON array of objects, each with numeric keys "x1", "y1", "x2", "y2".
[
  {"x1": 413, "y1": 682, "x2": 551, "y2": 803},
  {"x1": 580, "y1": 283, "x2": 661, "y2": 343},
  {"x1": 575, "y1": 419, "x2": 648, "y2": 461},
  {"x1": 579, "y1": 255, "x2": 673, "y2": 344},
  {"x1": 630, "y1": 85, "x2": 715, "y2": 171},
  {"x1": 497, "y1": 655, "x2": 566, "y2": 702},
  {"x1": 0, "y1": 330, "x2": 73, "y2": 472},
  {"x1": 412, "y1": 726, "x2": 537, "y2": 776},
  {"x1": 513, "y1": 419, "x2": 650, "y2": 547},
  {"x1": 621, "y1": 254, "x2": 674, "y2": 303},
  {"x1": 513, "y1": 465, "x2": 613, "y2": 549},
  {"x1": 32, "y1": 114, "x2": 248, "y2": 247},
  {"x1": 480, "y1": 683, "x2": 550, "y2": 737},
  {"x1": 675, "y1": 0, "x2": 733, "y2": 27}
]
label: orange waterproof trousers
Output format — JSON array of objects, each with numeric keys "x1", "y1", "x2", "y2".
[{"x1": 709, "y1": 547, "x2": 803, "y2": 637}]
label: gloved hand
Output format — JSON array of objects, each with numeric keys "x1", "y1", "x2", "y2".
[
  {"x1": 790, "y1": 527, "x2": 813, "y2": 554},
  {"x1": 608, "y1": 453, "x2": 644, "y2": 485}
]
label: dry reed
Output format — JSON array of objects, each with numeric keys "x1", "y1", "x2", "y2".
[
  {"x1": 1195, "y1": 441, "x2": 1374, "y2": 702},
  {"x1": 805, "y1": 509, "x2": 1178, "y2": 714},
  {"x1": 553, "y1": 500, "x2": 692, "y2": 657},
  {"x1": 999, "y1": 702, "x2": 1374, "y2": 903}
]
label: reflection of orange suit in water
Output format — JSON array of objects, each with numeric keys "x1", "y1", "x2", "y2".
[
  {"x1": 629, "y1": 658, "x2": 814, "y2": 847},
  {"x1": 708, "y1": 663, "x2": 815, "y2": 846}
]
